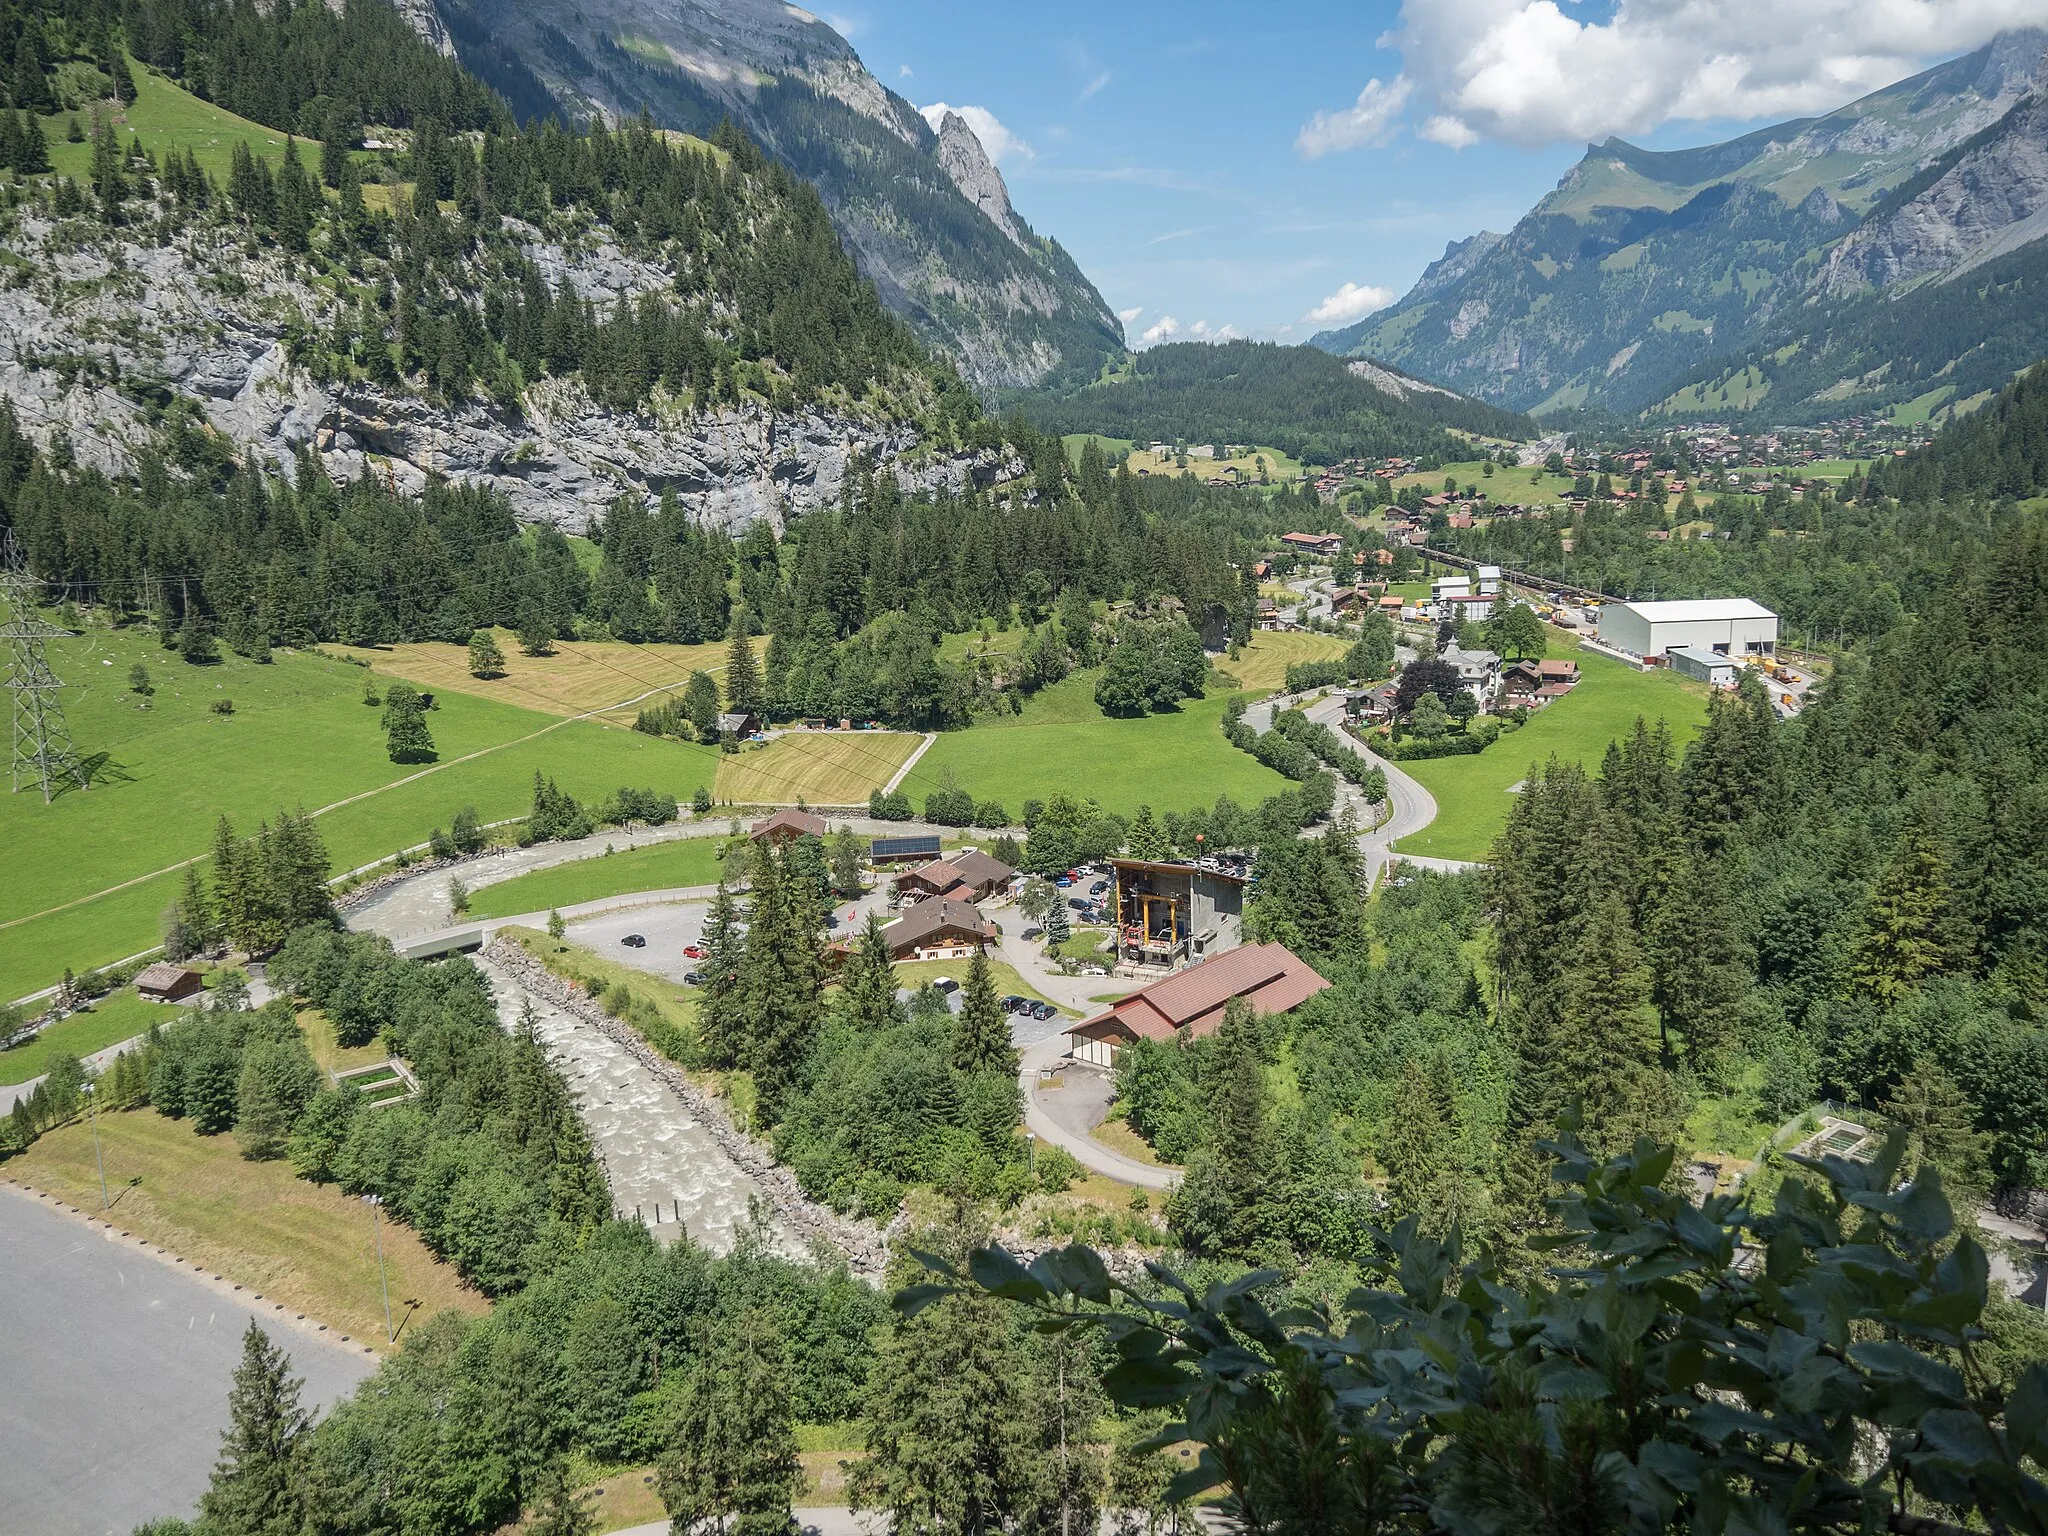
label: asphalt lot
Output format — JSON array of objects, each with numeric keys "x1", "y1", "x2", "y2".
[{"x1": 0, "y1": 1187, "x2": 376, "y2": 1536}]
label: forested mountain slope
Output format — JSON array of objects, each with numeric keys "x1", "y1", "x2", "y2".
[
  {"x1": 1313, "y1": 28, "x2": 2048, "y2": 422},
  {"x1": 420, "y1": 0, "x2": 1124, "y2": 389},
  {"x1": 0, "y1": 0, "x2": 1014, "y2": 529},
  {"x1": 1006, "y1": 340, "x2": 1534, "y2": 464}
]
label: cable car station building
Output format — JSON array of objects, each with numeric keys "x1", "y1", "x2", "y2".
[{"x1": 1109, "y1": 858, "x2": 1245, "y2": 974}]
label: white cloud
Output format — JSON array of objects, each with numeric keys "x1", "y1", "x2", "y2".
[
  {"x1": 1384, "y1": 0, "x2": 2045, "y2": 148},
  {"x1": 918, "y1": 103, "x2": 1034, "y2": 165},
  {"x1": 898, "y1": 64, "x2": 913, "y2": 79},
  {"x1": 1419, "y1": 113, "x2": 1479, "y2": 148},
  {"x1": 1118, "y1": 305, "x2": 1145, "y2": 323},
  {"x1": 1079, "y1": 70, "x2": 1113, "y2": 102},
  {"x1": 1188, "y1": 320, "x2": 1243, "y2": 340},
  {"x1": 1305, "y1": 281, "x2": 1396, "y2": 326},
  {"x1": 822, "y1": 11, "x2": 863, "y2": 39},
  {"x1": 1296, "y1": 75, "x2": 1414, "y2": 158},
  {"x1": 1140, "y1": 315, "x2": 1181, "y2": 345}
]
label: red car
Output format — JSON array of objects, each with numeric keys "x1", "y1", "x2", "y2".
[{"x1": 682, "y1": 944, "x2": 704, "y2": 959}]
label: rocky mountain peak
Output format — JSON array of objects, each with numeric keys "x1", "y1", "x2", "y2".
[{"x1": 932, "y1": 110, "x2": 1026, "y2": 249}]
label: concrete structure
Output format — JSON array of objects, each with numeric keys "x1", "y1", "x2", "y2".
[
  {"x1": 1431, "y1": 574, "x2": 1470, "y2": 600},
  {"x1": 1065, "y1": 943, "x2": 1329, "y2": 1068},
  {"x1": 750, "y1": 808, "x2": 826, "y2": 845},
  {"x1": 1110, "y1": 858, "x2": 1246, "y2": 972},
  {"x1": 1475, "y1": 564, "x2": 1502, "y2": 595},
  {"x1": 1668, "y1": 645, "x2": 1741, "y2": 687},
  {"x1": 894, "y1": 849, "x2": 1015, "y2": 905},
  {"x1": 1436, "y1": 591, "x2": 1498, "y2": 622},
  {"x1": 880, "y1": 896, "x2": 996, "y2": 960},
  {"x1": 1597, "y1": 598, "x2": 1778, "y2": 660},
  {"x1": 133, "y1": 963, "x2": 202, "y2": 1002}
]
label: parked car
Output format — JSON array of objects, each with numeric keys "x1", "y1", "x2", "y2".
[
  {"x1": 932, "y1": 977, "x2": 959, "y2": 995},
  {"x1": 621, "y1": 934, "x2": 647, "y2": 948},
  {"x1": 1088, "y1": 880, "x2": 1108, "y2": 894},
  {"x1": 1054, "y1": 876, "x2": 1074, "y2": 888},
  {"x1": 683, "y1": 971, "x2": 703, "y2": 985},
  {"x1": 1067, "y1": 897, "x2": 1089, "y2": 910},
  {"x1": 1002, "y1": 995, "x2": 1027, "y2": 1012},
  {"x1": 1030, "y1": 1001, "x2": 1056, "y2": 1021},
  {"x1": 682, "y1": 944, "x2": 704, "y2": 959}
]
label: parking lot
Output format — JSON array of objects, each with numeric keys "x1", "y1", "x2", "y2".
[{"x1": 0, "y1": 1188, "x2": 376, "y2": 1536}]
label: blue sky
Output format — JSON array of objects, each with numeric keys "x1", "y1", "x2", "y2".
[{"x1": 821, "y1": 0, "x2": 2037, "y2": 347}]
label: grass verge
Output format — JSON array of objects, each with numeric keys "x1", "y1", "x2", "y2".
[
  {"x1": 0, "y1": 990, "x2": 167, "y2": 1085},
  {"x1": 7, "y1": 1110, "x2": 486, "y2": 1346},
  {"x1": 713, "y1": 732, "x2": 922, "y2": 806},
  {"x1": 467, "y1": 837, "x2": 731, "y2": 919}
]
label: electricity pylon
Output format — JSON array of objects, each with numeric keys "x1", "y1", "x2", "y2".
[{"x1": 2, "y1": 534, "x2": 89, "y2": 803}]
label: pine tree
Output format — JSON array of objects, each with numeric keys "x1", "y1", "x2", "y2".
[
  {"x1": 1381, "y1": 1059, "x2": 1458, "y2": 1234},
  {"x1": 951, "y1": 947, "x2": 1014, "y2": 1077},
  {"x1": 725, "y1": 608, "x2": 763, "y2": 716},
  {"x1": 736, "y1": 845, "x2": 823, "y2": 1121},
  {"x1": 836, "y1": 911, "x2": 900, "y2": 1029},
  {"x1": 851, "y1": 1222, "x2": 1037, "y2": 1534},
  {"x1": 468, "y1": 629, "x2": 505, "y2": 677},
  {"x1": 696, "y1": 879, "x2": 748, "y2": 1066},
  {"x1": 199, "y1": 1323, "x2": 309, "y2": 1536},
  {"x1": 658, "y1": 1312, "x2": 803, "y2": 1536},
  {"x1": 1849, "y1": 826, "x2": 1968, "y2": 1007},
  {"x1": 1887, "y1": 1060, "x2": 1991, "y2": 1196},
  {"x1": 1555, "y1": 893, "x2": 1665, "y2": 1155},
  {"x1": 212, "y1": 816, "x2": 253, "y2": 953},
  {"x1": 1125, "y1": 804, "x2": 1168, "y2": 861},
  {"x1": 1643, "y1": 838, "x2": 1746, "y2": 1075}
]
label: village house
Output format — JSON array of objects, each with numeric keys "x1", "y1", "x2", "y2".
[
  {"x1": 1438, "y1": 644, "x2": 1502, "y2": 709},
  {"x1": 135, "y1": 962, "x2": 204, "y2": 1003},
  {"x1": 716, "y1": 711, "x2": 760, "y2": 738},
  {"x1": 892, "y1": 848, "x2": 1016, "y2": 905},
  {"x1": 1064, "y1": 943, "x2": 1329, "y2": 1068},
  {"x1": 750, "y1": 808, "x2": 827, "y2": 846},
  {"x1": 869, "y1": 833, "x2": 943, "y2": 866},
  {"x1": 879, "y1": 896, "x2": 998, "y2": 961},
  {"x1": 1280, "y1": 531, "x2": 1343, "y2": 558}
]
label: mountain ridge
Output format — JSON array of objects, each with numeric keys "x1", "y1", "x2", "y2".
[
  {"x1": 1312, "y1": 28, "x2": 2048, "y2": 422},
  {"x1": 417, "y1": 0, "x2": 1123, "y2": 391}
]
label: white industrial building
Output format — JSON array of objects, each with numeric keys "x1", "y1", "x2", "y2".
[
  {"x1": 1598, "y1": 598, "x2": 1778, "y2": 660},
  {"x1": 1667, "y1": 646, "x2": 1741, "y2": 687}
]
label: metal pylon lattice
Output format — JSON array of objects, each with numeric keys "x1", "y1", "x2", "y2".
[{"x1": 2, "y1": 535, "x2": 89, "y2": 803}]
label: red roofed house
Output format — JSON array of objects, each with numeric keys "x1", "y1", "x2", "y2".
[
  {"x1": 750, "y1": 808, "x2": 827, "y2": 845},
  {"x1": 1065, "y1": 943, "x2": 1329, "y2": 1068},
  {"x1": 894, "y1": 849, "x2": 1016, "y2": 905}
]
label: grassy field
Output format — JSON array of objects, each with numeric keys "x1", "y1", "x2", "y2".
[
  {"x1": 713, "y1": 731, "x2": 923, "y2": 806},
  {"x1": 1219, "y1": 630, "x2": 1352, "y2": 692},
  {"x1": 1382, "y1": 460, "x2": 1575, "y2": 505},
  {"x1": 332, "y1": 631, "x2": 734, "y2": 723},
  {"x1": 467, "y1": 837, "x2": 731, "y2": 918},
  {"x1": 37, "y1": 61, "x2": 305, "y2": 184},
  {"x1": 1062, "y1": 435, "x2": 1308, "y2": 484},
  {"x1": 0, "y1": 990, "x2": 167, "y2": 1085},
  {"x1": 911, "y1": 672, "x2": 1290, "y2": 820},
  {"x1": 0, "y1": 625, "x2": 728, "y2": 1003},
  {"x1": 8, "y1": 1109, "x2": 487, "y2": 1346},
  {"x1": 1394, "y1": 643, "x2": 1709, "y2": 861}
]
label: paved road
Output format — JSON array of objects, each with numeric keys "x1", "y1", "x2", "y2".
[{"x1": 0, "y1": 1186, "x2": 376, "y2": 1536}]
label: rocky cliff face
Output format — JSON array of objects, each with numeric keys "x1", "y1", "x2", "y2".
[
  {"x1": 0, "y1": 209, "x2": 1016, "y2": 531},
  {"x1": 424, "y1": 0, "x2": 1123, "y2": 390},
  {"x1": 1822, "y1": 94, "x2": 2048, "y2": 293},
  {"x1": 932, "y1": 110, "x2": 1025, "y2": 249}
]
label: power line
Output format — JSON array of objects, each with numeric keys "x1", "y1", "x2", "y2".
[{"x1": 2, "y1": 533, "x2": 90, "y2": 804}]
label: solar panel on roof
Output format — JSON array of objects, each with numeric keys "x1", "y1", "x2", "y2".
[{"x1": 871, "y1": 835, "x2": 942, "y2": 858}]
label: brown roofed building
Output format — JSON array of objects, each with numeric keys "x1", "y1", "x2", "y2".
[
  {"x1": 1537, "y1": 659, "x2": 1580, "y2": 684},
  {"x1": 895, "y1": 849, "x2": 1016, "y2": 905},
  {"x1": 135, "y1": 962, "x2": 203, "y2": 1003},
  {"x1": 879, "y1": 897, "x2": 998, "y2": 961},
  {"x1": 750, "y1": 808, "x2": 827, "y2": 845},
  {"x1": 1066, "y1": 943, "x2": 1328, "y2": 1067}
]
